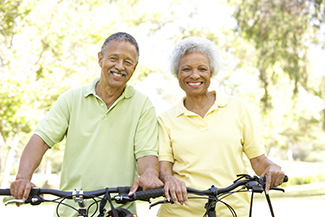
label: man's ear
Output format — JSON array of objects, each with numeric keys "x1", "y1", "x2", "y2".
[
  {"x1": 98, "y1": 52, "x2": 103, "y2": 67},
  {"x1": 133, "y1": 61, "x2": 138, "y2": 71}
]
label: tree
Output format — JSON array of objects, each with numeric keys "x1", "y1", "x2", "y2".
[
  {"x1": 228, "y1": 0, "x2": 325, "y2": 160},
  {"x1": 229, "y1": 0, "x2": 325, "y2": 112}
]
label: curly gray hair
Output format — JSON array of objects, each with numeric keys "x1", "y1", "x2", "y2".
[{"x1": 170, "y1": 37, "x2": 221, "y2": 76}]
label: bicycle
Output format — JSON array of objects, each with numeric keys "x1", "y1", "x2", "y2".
[
  {"x1": 127, "y1": 174, "x2": 289, "y2": 217},
  {"x1": 0, "y1": 174, "x2": 287, "y2": 217}
]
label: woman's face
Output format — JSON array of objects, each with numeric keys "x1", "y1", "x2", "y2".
[{"x1": 177, "y1": 52, "x2": 211, "y2": 97}]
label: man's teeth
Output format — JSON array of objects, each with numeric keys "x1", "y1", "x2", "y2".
[
  {"x1": 112, "y1": 72, "x2": 123, "y2": 77},
  {"x1": 111, "y1": 71, "x2": 127, "y2": 77}
]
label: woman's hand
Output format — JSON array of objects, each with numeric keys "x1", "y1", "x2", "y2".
[
  {"x1": 160, "y1": 161, "x2": 188, "y2": 205},
  {"x1": 163, "y1": 175, "x2": 188, "y2": 205},
  {"x1": 250, "y1": 154, "x2": 285, "y2": 194}
]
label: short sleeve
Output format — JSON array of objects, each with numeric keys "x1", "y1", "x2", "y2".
[
  {"x1": 158, "y1": 114, "x2": 175, "y2": 163},
  {"x1": 241, "y1": 101, "x2": 265, "y2": 159},
  {"x1": 133, "y1": 98, "x2": 159, "y2": 159},
  {"x1": 35, "y1": 91, "x2": 71, "y2": 147}
]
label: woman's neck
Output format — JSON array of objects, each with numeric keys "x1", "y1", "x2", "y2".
[{"x1": 184, "y1": 92, "x2": 216, "y2": 118}]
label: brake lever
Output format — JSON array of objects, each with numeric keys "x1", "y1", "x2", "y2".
[
  {"x1": 4, "y1": 199, "x2": 25, "y2": 206},
  {"x1": 269, "y1": 187, "x2": 285, "y2": 192},
  {"x1": 5, "y1": 195, "x2": 44, "y2": 206},
  {"x1": 149, "y1": 198, "x2": 174, "y2": 209}
]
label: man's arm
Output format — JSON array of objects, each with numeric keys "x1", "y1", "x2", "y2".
[
  {"x1": 128, "y1": 155, "x2": 163, "y2": 195},
  {"x1": 10, "y1": 134, "x2": 49, "y2": 202},
  {"x1": 250, "y1": 154, "x2": 285, "y2": 194}
]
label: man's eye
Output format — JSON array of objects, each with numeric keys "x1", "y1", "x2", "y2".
[
  {"x1": 125, "y1": 61, "x2": 133, "y2": 66},
  {"x1": 182, "y1": 68, "x2": 190, "y2": 71}
]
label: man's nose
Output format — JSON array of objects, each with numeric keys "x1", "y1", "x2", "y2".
[{"x1": 115, "y1": 60, "x2": 125, "y2": 71}]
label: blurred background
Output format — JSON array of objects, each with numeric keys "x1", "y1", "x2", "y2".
[{"x1": 1, "y1": 0, "x2": 324, "y2": 216}]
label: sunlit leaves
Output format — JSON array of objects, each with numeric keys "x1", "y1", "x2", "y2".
[{"x1": 229, "y1": 0, "x2": 325, "y2": 110}]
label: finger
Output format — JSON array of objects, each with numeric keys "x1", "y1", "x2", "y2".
[
  {"x1": 175, "y1": 186, "x2": 184, "y2": 204},
  {"x1": 17, "y1": 184, "x2": 25, "y2": 200},
  {"x1": 23, "y1": 184, "x2": 32, "y2": 201},
  {"x1": 181, "y1": 185, "x2": 188, "y2": 205},
  {"x1": 275, "y1": 173, "x2": 285, "y2": 186},
  {"x1": 169, "y1": 186, "x2": 178, "y2": 204},
  {"x1": 128, "y1": 180, "x2": 139, "y2": 196},
  {"x1": 10, "y1": 183, "x2": 17, "y2": 199},
  {"x1": 265, "y1": 173, "x2": 271, "y2": 194},
  {"x1": 164, "y1": 186, "x2": 170, "y2": 202}
]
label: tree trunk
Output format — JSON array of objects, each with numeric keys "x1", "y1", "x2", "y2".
[{"x1": 0, "y1": 134, "x2": 19, "y2": 206}]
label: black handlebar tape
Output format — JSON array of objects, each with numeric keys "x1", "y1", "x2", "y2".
[
  {"x1": 133, "y1": 188, "x2": 165, "y2": 200},
  {"x1": 0, "y1": 188, "x2": 11, "y2": 196}
]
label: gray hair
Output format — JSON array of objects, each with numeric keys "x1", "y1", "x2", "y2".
[
  {"x1": 100, "y1": 32, "x2": 139, "y2": 62},
  {"x1": 170, "y1": 37, "x2": 221, "y2": 75}
]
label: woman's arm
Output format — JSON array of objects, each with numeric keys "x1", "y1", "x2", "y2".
[{"x1": 250, "y1": 154, "x2": 285, "y2": 193}]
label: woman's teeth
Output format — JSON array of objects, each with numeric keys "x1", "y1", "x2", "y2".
[{"x1": 188, "y1": 82, "x2": 202, "y2": 87}]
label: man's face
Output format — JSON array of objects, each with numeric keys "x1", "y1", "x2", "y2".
[{"x1": 98, "y1": 40, "x2": 138, "y2": 91}]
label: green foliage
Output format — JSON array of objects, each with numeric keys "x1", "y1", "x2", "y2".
[
  {"x1": 288, "y1": 174, "x2": 325, "y2": 186},
  {"x1": 0, "y1": 79, "x2": 33, "y2": 141},
  {"x1": 0, "y1": 0, "x2": 324, "y2": 181},
  {"x1": 229, "y1": 0, "x2": 325, "y2": 112}
]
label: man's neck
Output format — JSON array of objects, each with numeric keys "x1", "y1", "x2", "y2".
[{"x1": 95, "y1": 81, "x2": 125, "y2": 109}]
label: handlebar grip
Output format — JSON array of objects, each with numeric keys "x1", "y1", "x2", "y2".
[
  {"x1": 133, "y1": 188, "x2": 165, "y2": 200},
  {"x1": 261, "y1": 175, "x2": 289, "y2": 183},
  {"x1": 283, "y1": 175, "x2": 288, "y2": 182},
  {"x1": 0, "y1": 188, "x2": 11, "y2": 196}
]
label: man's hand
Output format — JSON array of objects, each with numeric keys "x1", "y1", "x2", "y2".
[
  {"x1": 10, "y1": 179, "x2": 36, "y2": 206},
  {"x1": 129, "y1": 167, "x2": 163, "y2": 196},
  {"x1": 128, "y1": 155, "x2": 163, "y2": 196}
]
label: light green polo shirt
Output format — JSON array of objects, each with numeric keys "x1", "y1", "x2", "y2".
[
  {"x1": 35, "y1": 78, "x2": 158, "y2": 216},
  {"x1": 158, "y1": 91, "x2": 265, "y2": 217}
]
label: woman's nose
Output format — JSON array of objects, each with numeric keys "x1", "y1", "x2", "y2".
[{"x1": 190, "y1": 69, "x2": 200, "y2": 79}]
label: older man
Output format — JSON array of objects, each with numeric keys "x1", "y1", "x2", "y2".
[{"x1": 10, "y1": 32, "x2": 163, "y2": 216}]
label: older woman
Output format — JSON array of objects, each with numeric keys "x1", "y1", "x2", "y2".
[{"x1": 157, "y1": 37, "x2": 285, "y2": 216}]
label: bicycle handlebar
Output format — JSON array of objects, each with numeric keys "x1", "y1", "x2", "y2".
[
  {"x1": 132, "y1": 174, "x2": 289, "y2": 201},
  {"x1": 0, "y1": 187, "x2": 125, "y2": 199},
  {"x1": 0, "y1": 174, "x2": 288, "y2": 211}
]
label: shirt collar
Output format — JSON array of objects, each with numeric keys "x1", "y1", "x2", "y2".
[
  {"x1": 175, "y1": 91, "x2": 230, "y2": 117},
  {"x1": 84, "y1": 78, "x2": 134, "y2": 99}
]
